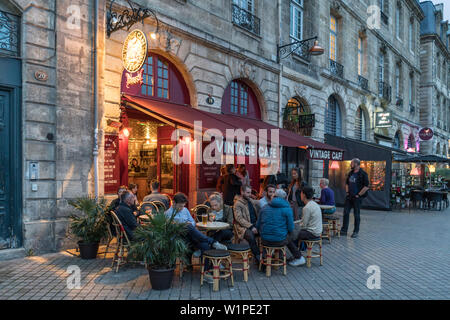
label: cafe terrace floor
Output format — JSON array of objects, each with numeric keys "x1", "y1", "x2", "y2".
[{"x1": 0, "y1": 207, "x2": 449, "y2": 300}]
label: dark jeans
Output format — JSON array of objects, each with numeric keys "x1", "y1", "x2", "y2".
[
  {"x1": 186, "y1": 224, "x2": 214, "y2": 254},
  {"x1": 244, "y1": 229, "x2": 260, "y2": 262},
  {"x1": 261, "y1": 238, "x2": 301, "y2": 260},
  {"x1": 210, "y1": 229, "x2": 233, "y2": 244},
  {"x1": 288, "y1": 230, "x2": 319, "y2": 259},
  {"x1": 342, "y1": 197, "x2": 361, "y2": 233}
]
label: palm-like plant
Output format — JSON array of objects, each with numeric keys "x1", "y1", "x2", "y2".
[
  {"x1": 128, "y1": 208, "x2": 190, "y2": 270},
  {"x1": 68, "y1": 196, "x2": 109, "y2": 244}
]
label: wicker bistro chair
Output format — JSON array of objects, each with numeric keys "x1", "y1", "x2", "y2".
[
  {"x1": 410, "y1": 191, "x2": 424, "y2": 210},
  {"x1": 109, "y1": 211, "x2": 133, "y2": 272},
  {"x1": 103, "y1": 211, "x2": 119, "y2": 259},
  {"x1": 201, "y1": 249, "x2": 234, "y2": 292},
  {"x1": 298, "y1": 237, "x2": 323, "y2": 268},
  {"x1": 321, "y1": 221, "x2": 332, "y2": 244},
  {"x1": 427, "y1": 192, "x2": 444, "y2": 211},
  {"x1": 259, "y1": 244, "x2": 287, "y2": 277},
  {"x1": 191, "y1": 204, "x2": 211, "y2": 222}
]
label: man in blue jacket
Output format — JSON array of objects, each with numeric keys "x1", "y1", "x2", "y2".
[{"x1": 256, "y1": 189, "x2": 304, "y2": 265}]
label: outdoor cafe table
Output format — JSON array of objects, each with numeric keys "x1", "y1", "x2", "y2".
[{"x1": 196, "y1": 221, "x2": 231, "y2": 231}]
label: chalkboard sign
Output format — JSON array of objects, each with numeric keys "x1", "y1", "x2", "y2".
[{"x1": 104, "y1": 134, "x2": 120, "y2": 194}]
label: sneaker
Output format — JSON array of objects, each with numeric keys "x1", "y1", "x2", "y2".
[
  {"x1": 193, "y1": 249, "x2": 202, "y2": 257},
  {"x1": 212, "y1": 242, "x2": 227, "y2": 250},
  {"x1": 351, "y1": 232, "x2": 358, "y2": 238},
  {"x1": 204, "y1": 276, "x2": 214, "y2": 284},
  {"x1": 288, "y1": 256, "x2": 306, "y2": 267}
]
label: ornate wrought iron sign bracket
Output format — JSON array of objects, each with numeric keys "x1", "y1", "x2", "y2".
[{"x1": 107, "y1": 0, "x2": 159, "y2": 37}]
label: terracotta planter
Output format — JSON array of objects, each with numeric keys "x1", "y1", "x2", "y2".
[{"x1": 148, "y1": 267, "x2": 174, "y2": 290}]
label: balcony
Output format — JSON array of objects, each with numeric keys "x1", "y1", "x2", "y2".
[
  {"x1": 329, "y1": 59, "x2": 344, "y2": 78},
  {"x1": 409, "y1": 104, "x2": 415, "y2": 113},
  {"x1": 378, "y1": 81, "x2": 392, "y2": 102},
  {"x1": 231, "y1": 4, "x2": 260, "y2": 36},
  {"x1": 381, "y1": 11, "x2": 388, "y2": 25},
  {"x1": 358, "y1": 75, "x2": 369, "y2": 90}
]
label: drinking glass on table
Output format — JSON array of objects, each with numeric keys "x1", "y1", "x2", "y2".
[{"x1": 201, "y1": 214, "x2": 208, "y2": 225}]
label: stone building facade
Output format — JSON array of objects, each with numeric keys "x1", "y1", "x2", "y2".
[
  {"x1": 419, "y1": 1, "x2": 450, "y2": 156},
  {"x1": 0, "y1": 0, "x2": 446, "y2": 257}
]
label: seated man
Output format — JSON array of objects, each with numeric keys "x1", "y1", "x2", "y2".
[
  {"x1": 233, "y1": 185, "x2": 261, "y2": 264},
  {"x1": 258, "y1": 184, "x2": 276, "y2": 209},
  {"x1": 115, "y1": 191, "x2": 138, "y2": 241},
  {"x1": 143, "y1": 180, "x2": 170, "y2": 210},
  {"x1": 208, "y1": 193, "x2": 234, "y2": 245},
  {"x1": 319, "y1": 178, "x2": 336, "y2": 215},
  {"x1": 289, "y1": 186, "x2": 323, "y2": 267},
  {"x1": 165, "y1": 193, "x2": 227, "y2": 256},
  {"x1": 108, "y1": 185, "x2": 128, "y2": 212},
  {"x1": 256, "y1": 188, "x2": 295, "y2": 246}
]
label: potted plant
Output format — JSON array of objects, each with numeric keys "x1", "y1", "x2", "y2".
[
  {"x1": 128, "y1": 208, "x2": 189, "y2": 290},
  {"x1": 68, "y1": 196, "x2": 108, "y2": 259}
]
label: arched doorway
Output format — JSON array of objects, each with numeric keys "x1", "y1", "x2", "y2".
[
  {"x1": 118, "y1": 52, "x2": 191, "y2": 200},
  {"x1": 407, "y1": 134, "x2": 415, "y2": 151},
  {"x1": 326, "y1": 95, "x2": 342, "y2": 137},
  {"x1": 283, "y1": 97, "x2": 312, "y2": 137},
  {"x1": 0, "y1": 5, "x2": 22, "y2": 249}
]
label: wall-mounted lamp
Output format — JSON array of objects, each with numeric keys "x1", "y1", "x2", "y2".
[
  {"x1": 277, "y1": 36, "x2": 324, "y2": 63},
  {"x1": 107, "y1": 0, "x2": 160, "y2": 37}
]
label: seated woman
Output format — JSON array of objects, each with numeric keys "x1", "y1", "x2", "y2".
[
  {"x1": 208, "y1": 193, "x2": 234, "y2": 245},
  {"x1": 319, "y1": 178, "x2": 336, "y2": 215},
  {"x1": 165, "y1": 193, "x2": 227, "y2": 256}
]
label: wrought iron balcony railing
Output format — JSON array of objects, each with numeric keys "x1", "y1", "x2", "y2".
[
  {"x1": 409, "y1": 104, "x2": 415, "y2": 113},
  {"x1": 329, "y1": 59, "x2": 344, "y2": 78},
  {"x1": 231, "y1": 4, "x2": 260, "y2": 35},
  {"x1": 381, "y1": 11, "x2": 388, "y2": 25},
  {"x1": 358, "y1": 75, "x2": 369, "y2": 90},
  {"x1": 378, "y1": 81, "x2": 392, "y2": 102}
]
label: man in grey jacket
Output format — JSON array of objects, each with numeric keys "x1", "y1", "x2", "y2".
[
  {"x1": 289, "y1": 186, "x2": 323, "y2": 266},
  {"x1": 143, "y1": 180, "x2": 170, "y2": 209}
]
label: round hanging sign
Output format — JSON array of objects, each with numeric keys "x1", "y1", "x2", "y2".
[
  {"x1": 122, "y1": 29, "x2": 148, "y2": 73},
  {"x1": 418, "y1": 127, "x2": 433, "y2": 141}
]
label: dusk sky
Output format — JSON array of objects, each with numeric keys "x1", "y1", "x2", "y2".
[{"x1": 429, "y1": 0, "x2": 450, "y2": 23}]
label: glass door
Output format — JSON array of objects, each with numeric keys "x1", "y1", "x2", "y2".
[{"x1": 159, "y1": 144, "x2": 174, "y2": 195}]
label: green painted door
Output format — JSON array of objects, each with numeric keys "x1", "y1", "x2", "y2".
[{"x1": 0, "y1": 89, "x2": 11, "y2": 249}]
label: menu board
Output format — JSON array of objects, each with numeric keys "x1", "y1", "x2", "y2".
[
  {"x1": 104, "y1": 134, "x2": 120, "y2": 194},
  {"x1": 199, "y1": 164, "x2": 221, "y2": 189}
]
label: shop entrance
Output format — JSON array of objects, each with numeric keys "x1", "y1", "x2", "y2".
[{"x1": 122, "y1": 111, "x2": 189, "y2": 201}]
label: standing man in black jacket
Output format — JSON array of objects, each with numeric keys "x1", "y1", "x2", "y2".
[
  {"x1": 222, "y1": 164, "x2": 242, "y2": 206},
  {"x1": 341, "y1": 158, "x2": 369, "y2": 238}
]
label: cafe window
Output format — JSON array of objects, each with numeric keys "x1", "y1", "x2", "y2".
[
  {"x1": 141, "y1": 54, "x2": 169, "y2": 100},
  {"x1": 329, "y1": 160, "x2": 386, "y2": 192}
]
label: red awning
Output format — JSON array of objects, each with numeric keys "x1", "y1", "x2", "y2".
[{"x1": 122, "y1": 95, "x2": 344, "y2": 159}]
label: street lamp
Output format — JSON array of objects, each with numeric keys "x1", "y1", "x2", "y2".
[{"x1": 277, "y1": 36, "x2": 324, "y2": 62}]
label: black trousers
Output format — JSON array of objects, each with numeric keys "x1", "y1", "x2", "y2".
[
  {"x1": 342, "y1": 197, "x2": 361, "y2": 233},
  {"x1": 244, "y1": 229, "x2": 260, "y2": 262}
]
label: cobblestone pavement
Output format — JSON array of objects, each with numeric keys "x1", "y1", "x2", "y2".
[{"x1": 1, "y1": 208, "x2": 449, "y2": 300}]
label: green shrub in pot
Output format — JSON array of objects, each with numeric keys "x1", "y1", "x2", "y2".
[
  {"x1": 128, "y1": 208, "x2": 190, "y2": 290},
  {"x1": 68, "y1": 196, "x2": 109, "y2": 259}
]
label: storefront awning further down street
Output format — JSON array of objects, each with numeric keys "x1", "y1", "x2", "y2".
[
  {"x1": 394, "y1": 154, "x2": 450, "y2": 163},
  {"x1": 122, "y1": 95, "x2": 344, "y2": 160}
]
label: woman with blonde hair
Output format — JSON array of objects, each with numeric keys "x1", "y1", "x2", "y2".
[
  {"x1": 287, "y1": 167, "x2": 306, "y2": 220},
  {"x1": 208, "y1": 192, "x2": 234, "y2": 244}
]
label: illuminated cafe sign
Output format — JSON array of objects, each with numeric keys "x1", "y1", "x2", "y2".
[
  {"x1": 307, "y1": 149, "x2": 344, "y2": 161},
  {"x1": 375, "y1": 112, "x2": 392, "y2": 128},
  {"x1": 122, "y1": 29, "x2": 148, "y2": 73}
]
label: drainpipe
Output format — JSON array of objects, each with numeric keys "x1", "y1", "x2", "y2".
[
  {"x1": 277, "y1": 0, "x2": 283, "y2": 128},
  {"x1": 277, "y1": 0, "x2": 283, "y2": 173},
  {"x1": 93, "y1": 0, "x2": 99, "y2": 198}
]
